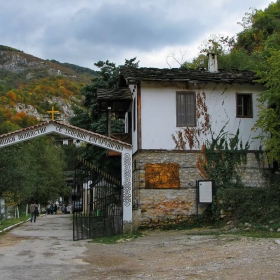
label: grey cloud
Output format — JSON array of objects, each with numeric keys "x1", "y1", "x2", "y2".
[
  {"x1": 42, "y1": 2, "x2": 207, "y2": 52},
  {"x1": 221, "y1": 0, "x2": 271, "y2": 11},
  {"x1": 0, "y1": 0, "x2": 274, "y2": 68}
]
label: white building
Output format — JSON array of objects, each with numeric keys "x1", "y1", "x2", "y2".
[{"x1": 97, "y1": 55, "x2": 269, "y2": 228}]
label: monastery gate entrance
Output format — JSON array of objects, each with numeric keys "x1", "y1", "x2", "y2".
[
  {"x1": 73, "y1": 156, "x2": 123, "y2": 240},
  {"x1": 0, "y1": 120, "x2": 133, "y2": 240}
]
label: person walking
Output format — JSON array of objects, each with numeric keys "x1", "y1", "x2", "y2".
[
  {"x1": 49, "y1": 203, "x2": 54, "y2": 215},
  {"x1": 35, "y1": 204, "x2": 39, "y2": 217},
  {"x1": 54, "y1": 203, "x2": 57, "y2": 215},
  {"x1": 30, "y1": 202, "x2": 38, "y2": 223},
  {"x1": 66, "y1": 205, "x2": 71, "y2": 214},
  {"x1": 61, "y1": 204, "x2": 65, "y2": 214}
]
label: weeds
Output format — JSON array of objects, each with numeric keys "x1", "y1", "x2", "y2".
[
  {"x1": 91, "y1": 231, "x2": 145, "y2": 244},
  {"x1": 0, "y1": 216, "x2": 28, "y2": 232}
]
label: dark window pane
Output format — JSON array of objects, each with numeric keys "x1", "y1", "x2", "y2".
[
  {"x1": 236, "y1": 93, "x2": 252, "y2": 117},
  {"x1": 176, "y1": 91, "x2": 196, "y2": 126}
]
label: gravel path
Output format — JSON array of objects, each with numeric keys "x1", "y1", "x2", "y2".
[{"x1": 1, "y1": 215, "x2": 280, "y2": 279}]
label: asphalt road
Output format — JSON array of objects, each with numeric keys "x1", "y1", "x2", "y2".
[{"x1": 0, "y1": 214, "x2": 90, "y2": 280}]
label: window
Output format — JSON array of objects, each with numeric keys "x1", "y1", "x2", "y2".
[
  {"x1": 236, "y1": 93, "x2": 253, "y2": 118},
  {"x1": 176, "y1": 91, "x2": 196, "y2": 126}
]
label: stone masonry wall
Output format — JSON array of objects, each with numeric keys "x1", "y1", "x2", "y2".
[{"x1": 132, "y1": 150, "x2": 268, "y2": 228}]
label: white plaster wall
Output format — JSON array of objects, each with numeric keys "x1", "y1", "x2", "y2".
[
  {"x1": 205, "y1": 83, "x2": 264, "y2": 150},
  {"x1": 139, "y1": 81, "x2": 265, "y2": 151},
  {"x1": 141, "y1": 83, "x2": 176, "y2": 150}
]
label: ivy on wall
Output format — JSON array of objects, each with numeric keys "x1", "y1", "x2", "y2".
[
  {"x1": 172, "y1": 91, "x2": 210, "y2": 150},
  {"x1": 172, "y1": 89, "x2": 250, "y2": 188},
  {"x1": 196, "y1": 125, "x2": 250, "y2": 188}
]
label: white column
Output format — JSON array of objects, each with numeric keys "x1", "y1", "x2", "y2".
[{"x1": 121, "y1": 148, "x2": 133, "y2": 232}]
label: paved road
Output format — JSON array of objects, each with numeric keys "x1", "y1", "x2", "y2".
[
  {"x1": 3, "y1": 215, "x2": 280, "y2": 280},
  {"x1": 0, "y1": 214, "x2": 90, "y2": 280}
]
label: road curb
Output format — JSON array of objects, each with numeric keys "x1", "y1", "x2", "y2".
[
  {"x1": 0, "y1": 220, "x2": 26, "y2": 233},
  {"x1": 0, "y1": 214, "x2": 46, "y2": 233}
]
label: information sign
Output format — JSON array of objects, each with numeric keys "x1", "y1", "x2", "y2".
[{"x1": 198, "y1": 180, "x2": 214, "y2": 204}]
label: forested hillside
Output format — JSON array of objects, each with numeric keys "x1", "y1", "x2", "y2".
[{"x1": 0, "y1": 45, "x2": 96, "y2": 133}]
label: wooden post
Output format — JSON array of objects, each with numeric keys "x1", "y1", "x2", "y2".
[{"x1": 107, "y1": 106, "x2": 111, "y2": 137}]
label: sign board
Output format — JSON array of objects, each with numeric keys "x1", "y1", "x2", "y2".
[{"x1": 197, "y1": 180, "x2": 214, "y2": 204}]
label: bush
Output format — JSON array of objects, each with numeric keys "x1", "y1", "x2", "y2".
[{"x1": 214, "y1": 187, "x2": 280, "y2": 224}]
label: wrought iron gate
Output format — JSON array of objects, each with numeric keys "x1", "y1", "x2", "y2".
[{"x1": 73, "y1": 157, "x2": 123, "y2": 241}]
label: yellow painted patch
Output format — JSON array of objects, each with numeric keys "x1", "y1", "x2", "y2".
[{"x1": 145, "y1": 163, "x2": 180, "y2": 189}]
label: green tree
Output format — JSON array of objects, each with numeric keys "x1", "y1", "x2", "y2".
[
  {"x1": 70, "y1": 58, "x2": 139, "y2": 179},
  {"x1": 182, "y1": 34, "x2": 261, "y2": 71},
  {"x1": 235, "y1": 3, "x2": 280, "y2": 54},
  {"x1": 23, "y1": 137, "x2": 69, "y2": 204},
  {"x1": 253, "y1": 48, "x2": 280, "y2": 163},
  {"x1": 0, "y1": 137, "x2": 69, "y2": 205},
  {"x1": 233, "y1": 1, "x2": 280, "y2": 164},
  {"x1": 184, "y1": 2, "x2": 280, "y2": 165},
  {"x1": 0, "y1": 145, "x2": 30, "y2": 198}
]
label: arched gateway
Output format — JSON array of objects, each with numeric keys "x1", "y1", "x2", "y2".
[{"x1": 0, "y1": 120, "x2": 133, "y2": 234}]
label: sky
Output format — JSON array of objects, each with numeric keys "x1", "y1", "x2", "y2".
[{"x1": 0, "y1": 0, "x2": 275, "y2": 70}]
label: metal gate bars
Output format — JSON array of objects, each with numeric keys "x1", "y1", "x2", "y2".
[{"x1": 73, "y1": 157, "x2": 123, "y2": 241}]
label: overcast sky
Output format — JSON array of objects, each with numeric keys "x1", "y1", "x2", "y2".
[{"x1": 0, "y1": 0, "x2": 275, "y2": 70}]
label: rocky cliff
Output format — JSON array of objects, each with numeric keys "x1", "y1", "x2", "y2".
[{"x1": 0, "y1": 45, "x2": 96, "y2": 129}]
